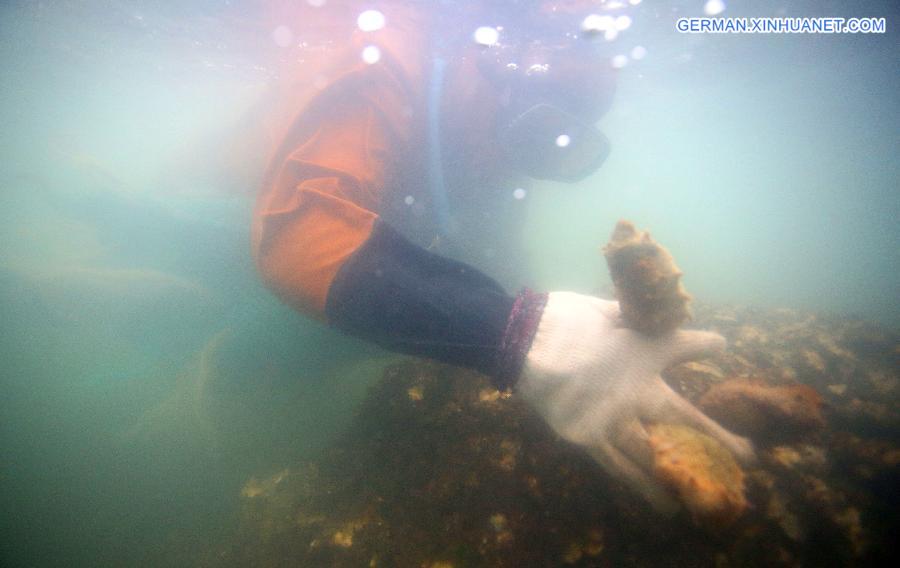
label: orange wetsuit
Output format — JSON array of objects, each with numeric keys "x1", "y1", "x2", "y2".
[{"x1": 250, "y1": 3, "x2": 571, "y2": 387}]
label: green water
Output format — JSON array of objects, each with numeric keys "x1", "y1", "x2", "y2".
[{"x1": 1, "y1": 1, "x2": 897, "y2": 566}]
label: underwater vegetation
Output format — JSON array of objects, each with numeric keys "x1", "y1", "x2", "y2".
[{"x1": 205, "y1": 300, "x2": 898, "y2": 567}]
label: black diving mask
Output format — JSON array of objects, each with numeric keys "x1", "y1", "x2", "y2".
[
  {"x1": 499, "y1": 102, "x2": 610, "y2": 183},
  {"x1": 478, "y1": 36, "x2": 617, "y2": 183}
]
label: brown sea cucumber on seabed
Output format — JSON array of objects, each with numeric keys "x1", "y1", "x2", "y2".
[
  {"x1": 647, "y1": 423, "x2": 748, "y2": 527},
  {"x1": 699, "y1": 379, "x2": 825, "y2": 440}
]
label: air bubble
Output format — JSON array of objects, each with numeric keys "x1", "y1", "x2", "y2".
[
  {"x1": 361, "y1": 45, "x2": 381, "y2": 64},
  {"x1": 357, "y1": 9, "x2": 385, "y2": 32},
  {"x1": 473, "y1": 26, "x2": 499, "y2": 46},
  {"x1": 271, "y1": 25, "x2": 293, "y2": 47},
  {"x1": 581, "y1": 14, "x2": 614, "y2": 35},
  {"x1": 615, "y1": 15, "x2": 632, "y2": 31},
  {"x1": 704, "y1": 0, "x2": 726, "y2": 16}
]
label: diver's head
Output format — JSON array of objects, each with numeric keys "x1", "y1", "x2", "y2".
[{"x1": 471, "y1": 0, "x2": 618, "y2": 183}]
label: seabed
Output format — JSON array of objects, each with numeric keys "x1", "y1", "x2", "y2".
[{"x1": 204, "y1": 303, "x2": 898, "y2": 567}]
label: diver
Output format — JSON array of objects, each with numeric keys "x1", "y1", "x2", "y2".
[{"x1": 251, "y1": 0, "x2": 754, "y2": 512}]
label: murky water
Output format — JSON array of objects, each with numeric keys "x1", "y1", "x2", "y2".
[{"x1": 1, "y1": 1, "x2": 897, "y2": 566}]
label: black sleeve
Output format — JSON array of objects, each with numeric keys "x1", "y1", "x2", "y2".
[{"x1": 325, "y1": 220, "x2": 515, "y2": 378}]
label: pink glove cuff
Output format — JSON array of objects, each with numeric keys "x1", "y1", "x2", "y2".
[{"x1": 495, "y1": 288, "x2": 548, "y2": 391}]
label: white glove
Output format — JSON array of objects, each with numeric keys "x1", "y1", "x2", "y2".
[{"x1": 518, "y1": 292, "x2": 755, "y2": 513}]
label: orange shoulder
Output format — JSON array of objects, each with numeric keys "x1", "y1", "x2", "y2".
[{"x1": 252, "y1": 5, "x2": 429, "y2": 319}]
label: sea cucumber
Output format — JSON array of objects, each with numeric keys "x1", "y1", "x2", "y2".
[{"x1": 602, "y1": 220, "x2": 692, "y2": 335}]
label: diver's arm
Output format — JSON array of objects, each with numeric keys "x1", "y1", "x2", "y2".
[
  {"x1": 253, "y1": 66, "x2": 752, "y2": 516},
  {"x1": 253, "y1": 71, "x2": 539, "y2": 387},
  {"x1": 255, "y1": 160, "x2": 542, "y2": 386},
  {"x1": 325, "y1": 219, "x2": 545, "y2": 389}
]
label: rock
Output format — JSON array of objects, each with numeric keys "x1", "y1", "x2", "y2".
[
  {"x1": 240, "y1": 468, "x2": 289, "y2": 499},
  {"x1": 407, "y1": 385, "x2": 424, "y2": 401},
  {"x1": 768, "y1": 445, "x2": 827, "y2": 472},
  {"x1": 735, "y1": 325, "x2": 769, "y2": 346},
  {"x1": 827, "y1": 384, "x2": 847, "y2": 396},
  {"x1": 834, "y1": 508, "x2": 865, "y2": 556},
  {"x1": 802, "y1": 349, "x2": 827, "y2": 373},
  {"x1": 766, "y1": 490, "x2": 804, "y2": 541},
  {"x1": 664, "y1": 360, "x2": 726, "y2": 399}
]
